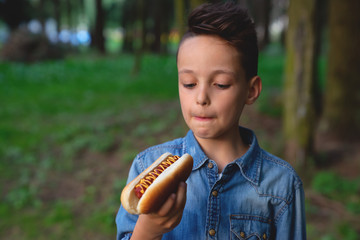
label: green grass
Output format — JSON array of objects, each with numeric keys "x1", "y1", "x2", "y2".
[
  {"x1": 2, "y1": 48, "x2": 350, "y2": 239},
  {"x1": 0, "y1": 54, "x2": 181, "y2": 239}
]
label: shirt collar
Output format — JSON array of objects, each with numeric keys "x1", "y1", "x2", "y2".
[
  {"x1": 183, "y1": 127, "x2": 261, "y2": 186},
  {"x1": 183, "y1": 130, "x2": 209, "y2": 170}
]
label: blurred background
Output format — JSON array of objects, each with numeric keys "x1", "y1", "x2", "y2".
[{"x1": 0, "y1": 0, "x2": 359, "y2": 239}]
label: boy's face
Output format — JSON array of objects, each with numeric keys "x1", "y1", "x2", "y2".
[{"x1": 177, "y1": 35, "x2": 258, "y2": 141}]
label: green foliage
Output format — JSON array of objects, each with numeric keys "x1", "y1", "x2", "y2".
[
  {"x1": 257, "y1": 43, "x2": 285, "y2": 117},
  {"x1": 312, "y1": 171, "x2": 360, "y2": 214},
  {"x1": 0, "y1": 54, "x2": 180, "y2": 239},
  {"x1": 0, "y1": 50, "x2": 329, "y2": 239}
]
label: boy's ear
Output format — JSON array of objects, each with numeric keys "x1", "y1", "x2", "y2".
[{"x1": 246, "y1": 75, "x2": 262, "y2": 105}]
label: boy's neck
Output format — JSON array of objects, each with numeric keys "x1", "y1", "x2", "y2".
[{"x1": 195, "y1": 131, "x2": 249, "y2": 173}]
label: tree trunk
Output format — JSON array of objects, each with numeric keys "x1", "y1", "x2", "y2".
[
  {"x1": 53, "y1": 0, "x2": 61, "y2": 35},
  {"x1": 190, "y1": 0, "x2": 206, "y2": 10},
  {"x1": 132, "y1": 0, "x2": 146, "y2": 75},
  {"x1": 262, "y1": 0, "x2": 271, "y2": 49},
  {"x1": 65, "y1": 0, "x2": 72, "y2": 29},
  {"x1": 38, "y1": 0, "x2": 45, "y2": 32},
  {"x1": 152, "y1": 0, "x2": 162, "y2": 53},
  {"x1": 283, "y1": 0, "x2": 321, "y2": 171},
  {"x1": 94, "y1": 0, "x2": 105, "y2": 54},
  {"x1": 175, "y1": 0, "x2": 186, "y2": 38},
  {"x1": 323, "y1": 0, "x2": 360, "y2": 139},
  {"x1": 251, "y1": 0, "x2": 272, "y2": 50}
]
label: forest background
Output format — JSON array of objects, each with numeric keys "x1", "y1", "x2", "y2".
[{"x1": 0, "y1": 0, "x2": 359, "y2": 239}]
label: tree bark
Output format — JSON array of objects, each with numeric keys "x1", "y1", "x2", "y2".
[
  {"x1": 175, "y1": 0, "x2": 186, "y2": 38},
  {"x1": 94, "y1": 0, "x2": 105, "y2": 54},
  {"x1": 251, "y1": 0, "x2": 272, "y2": 50},
  {"x1": 190, "y1": 0, "x2": 206, "y2": 10},
  {"x1": 283, "y1": 0, "x2": 321, "y2": 171},
  {"x1": 323, "y1": 0, "x2": 360, "y2": 139},
  {"x1": 53, "y1": 0, "x2": 61, "y2": 35},
  {"x1": 132, "y1": 0, "x2": 146, "y2": 75}
]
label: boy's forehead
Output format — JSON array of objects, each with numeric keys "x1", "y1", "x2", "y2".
[{"x1": 177, "y1": 35, "x2": 244, "y2": 74}]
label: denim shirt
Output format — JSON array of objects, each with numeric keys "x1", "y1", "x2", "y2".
[{"x1": 116, "y1": 127, "x2": 306, "y2": 240}]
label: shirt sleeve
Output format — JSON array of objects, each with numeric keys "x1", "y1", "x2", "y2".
[
  {"x1": 275, "y1": 182, "x2": 307, "y2": 240},
  {"x1": 115, "y1": 155, "x2": 143, "y2": 240}
]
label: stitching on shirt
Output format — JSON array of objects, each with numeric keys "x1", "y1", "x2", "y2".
[
  {"x1": 183, "y1": 134, "x2": 208, "y2": 170},
  {"x1": 137, "y1": 156, "x2": 145, "y2": 172},
  {"x1": 274, "y1": 195, "x2": 294, "y2": 224},
  {"x1": 136, "y1": 144, "x2": 183, "y2": 171},
  {"x1": 137, "y1": 145, "x2": 183, "y2": 158},
  {"x1": 262, "y1": 153, "x2": 296, "y2": 174},
  {"x1": 230, "y1": 214, "x2": 272, "y2": 224},
  {"x1": 262, "y1": 152, "x2": 303, "y2": 187},
  {"x1": 249, "y1": 185, "x2": 294, "y2": 225},
  {"x1": 253, "y1": 148, "x2": 262, "y2": 184},
  {"x1": 250, "y1": 182, "x2": 291, "y2": 205}
]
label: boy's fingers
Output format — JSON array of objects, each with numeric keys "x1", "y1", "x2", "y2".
[
  {"x1": 175, "y1": 182, "x2": 187, "y2": 210},
  {"x1": 157, "y1": 193, "x2": 176, "y2": 217},
  {"x1": 156, "y1": 182, "x2": 187, "y2": 217}
]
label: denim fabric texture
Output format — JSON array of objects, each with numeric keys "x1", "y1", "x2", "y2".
[{"x1": 116, "y1": 127, "x2": 306, "y2": 240}]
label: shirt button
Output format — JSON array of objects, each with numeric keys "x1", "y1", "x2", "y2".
[
  {"x1": 209, "y1": 229, "x2": 216, "y2": 236},
  {"x1": 212, "y1": 190, "x2": 218, "y2": 197},
  {"x1": 263, "y1": 233, "x2": 267, "y2": 239},
  {"x1": 207, "y1": 162, "x2": 214, "y2": 169},
  {"x1": 240, "y1": 231, "x2": 245, "y2": 238}
]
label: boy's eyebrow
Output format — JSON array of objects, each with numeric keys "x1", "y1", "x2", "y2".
[
  {"x1": 178, "y1": 69, "x2": 237, "y2": 77},
  {"x1": 178, "y1": 69, "x2": 194, "y2": 74},
  {"x1": 212, "y1": 69, "x2": 238, "y2": 78}
]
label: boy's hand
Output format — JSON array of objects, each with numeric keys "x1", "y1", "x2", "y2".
[{"x1": 130, "y1": 182, "x2": 187, "y2": 240}]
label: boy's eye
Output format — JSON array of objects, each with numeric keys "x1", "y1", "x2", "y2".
[
  {"x1": 183, "y1": 83, "x2": 196, "y2": 89},
  {"x1": 215, "y1": 84, "x2": 231, "y2": 89}
]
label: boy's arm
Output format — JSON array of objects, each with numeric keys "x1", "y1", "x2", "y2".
[
  {"x1": 130, "y1": 182, "x2": 187, "y2": 240},
  {"x1": 275, "y1": 183, "x2": 307, "y2": 240}
]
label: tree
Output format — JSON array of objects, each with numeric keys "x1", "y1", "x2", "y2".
[
  {"x1": 121, "y1": 0, "x2": 173, "y2": 54},
  {"x1": 53, "y1": 0, "x2": 61, "y2": 34},
  {"x1": 247, "y1": 0, "x2": 272, "y2": 50},
  {"x1": 283, "y1": 0, "x2": 322, "y2": 171},
  {"x1": 149, "y1": 0, "x2": 173, "y2": 53},
  {"x1": 132, "y1": 0, "x2": 146, "y2": 74},
  {"x1": 175, "y1": 0, "x2": 186, "y2": 38},
  {"x1": 0, "y1": 0, "x2": 31, "y2": 31},
  {"x1": 93, "y1": 0, "x2": 106, "y2": 53},
  {"x1": 322, "y1": 0, "x2": 360, "y2": 139}
]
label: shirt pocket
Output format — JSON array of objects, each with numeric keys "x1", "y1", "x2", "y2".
[{"x1": 230, "y1": 214, "x2": 273, "y2": 240}]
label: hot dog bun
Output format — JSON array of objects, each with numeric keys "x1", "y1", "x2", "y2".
[{"x1": 121, "y1": 152, "x2": 193, "y2": 215}]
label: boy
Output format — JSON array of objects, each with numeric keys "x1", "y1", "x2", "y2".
[{"x1": 116, "y1": 2, "x2": 306, "y2": 239}]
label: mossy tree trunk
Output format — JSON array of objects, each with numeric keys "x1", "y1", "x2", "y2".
[
  {"x1": 190, "y1": 0, "x2": 206, "y2": 10},
  {"x1": 132, "y1": 0, "x2": 146, "y2": 75},
  {"x1": 175, "y1": 0, "x2": 186, "y2": 38},
  {"x1": 323, "y1": 0, "x2": 360, "y2": 139},
  {"x1": 283, "y1": 0, "x2": 321, "y2": 171}
]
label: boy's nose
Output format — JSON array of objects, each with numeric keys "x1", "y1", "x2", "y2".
[{"x1": 196, "y1": 87, "x2": 210, "y2": 106}]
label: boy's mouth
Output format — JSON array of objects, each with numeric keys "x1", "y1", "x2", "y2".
[{"x1": 194, "y1": 116, "x2": 214, "y2": 121}]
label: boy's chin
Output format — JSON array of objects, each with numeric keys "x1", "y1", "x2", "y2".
[
  {"x1": 192, "y1": 128, "x2": 219, "y2": 140},
  {"x1": 191, "y1": 125, "x2": 240, "y2": 141}
]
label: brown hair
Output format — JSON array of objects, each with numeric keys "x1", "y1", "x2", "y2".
[{"x1": 178, "y1": 1, "x2": 258, "y2": 81}]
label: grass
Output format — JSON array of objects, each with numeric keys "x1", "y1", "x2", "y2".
[
  {"x1": 0, "y1": 53, "x2": 181, "y2": 239},
  {"x1": 0, "y1": 48, "x2": 358, "y2": 239}
]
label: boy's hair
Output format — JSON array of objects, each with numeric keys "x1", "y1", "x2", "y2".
[{"x1": 179, "y1": 1, "x2": 258, "y2": 80}]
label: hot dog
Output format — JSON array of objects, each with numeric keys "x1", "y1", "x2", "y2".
[{"x1": 121, "y1": 152, "x2": 193, "y2": 215}]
